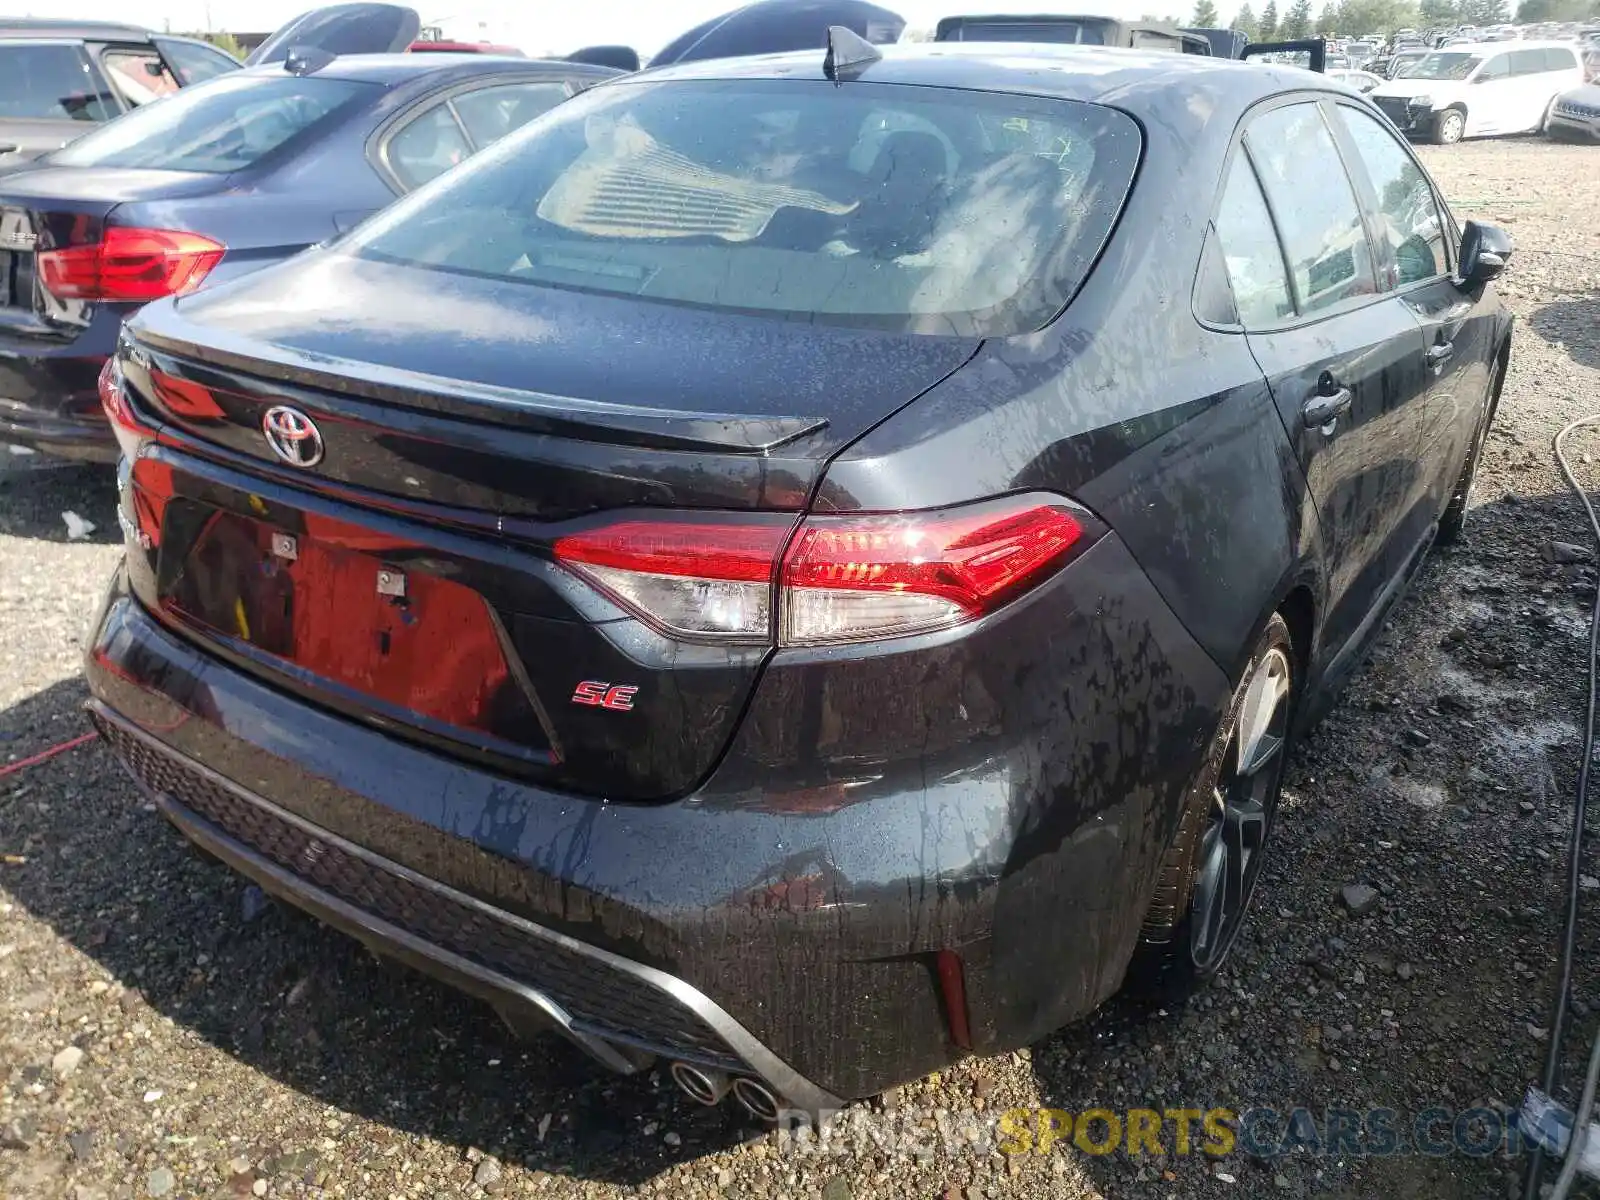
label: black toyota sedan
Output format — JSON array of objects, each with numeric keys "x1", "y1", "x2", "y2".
[{"x1": 85, "y1": 40, "x2": 1513, "y2": 1116}]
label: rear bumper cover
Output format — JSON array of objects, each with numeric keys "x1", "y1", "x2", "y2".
[
  {"x1": 0, "y1": 354, "x2": 115, "y2": 461},
  {"x1": 89, "y1": 700, "x2": 835, "y2": 1108},
  {"x1": 86, "y1": 523, "x2": 1228, "y2": 1099}
]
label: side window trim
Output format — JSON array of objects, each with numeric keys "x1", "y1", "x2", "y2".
[
  {"x1": 1235, "y1": 141, "x2": 1301, "y2": 317},
  {"x1": 1319, "y1": 97, "x2": 1402, "y2": 294}
]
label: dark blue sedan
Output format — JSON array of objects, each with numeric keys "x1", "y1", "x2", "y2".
[{"x1": 0, "y1": 51, "x2": 616, "y2": 461}]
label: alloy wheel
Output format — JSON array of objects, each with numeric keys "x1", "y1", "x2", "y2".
[{"x1": 1188, "y1": 646, "x2": 1292, "y2": 973}]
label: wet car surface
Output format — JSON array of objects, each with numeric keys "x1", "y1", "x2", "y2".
[{"x1": 81, "y1": 42, "x2": 1513, "y2": 1113}]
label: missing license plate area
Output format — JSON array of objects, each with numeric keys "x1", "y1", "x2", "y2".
[{"x1": 158, "y1": 505, "x2": 551, "y2": 756}]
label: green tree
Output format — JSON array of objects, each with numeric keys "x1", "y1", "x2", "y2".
[
  {"x1": 1232, "y1": 2, "x2": 1260, "y2": 35},
  {"x1": 1316, "y1": 2, "x2": 1339, "y2": 32},
  {"x1": 1259, "y1": 0, "x2": 1281, "y2": 36},
  {"x1": 1193, "y1": 0, "x2": 1222, "y2": 23},
  {"x1": 1459, "y1": 0, "x2": 1509, "y2": 20},
  {"x1": 1518, "y1": 0, "x2": 1600, "y2": 18},
  {"x1": 1283, "y1": 0, "x2": 1314, "y2": 34},
  {"x1": 1333, "y1": 0, "x2": 1420, "y2": 35}
]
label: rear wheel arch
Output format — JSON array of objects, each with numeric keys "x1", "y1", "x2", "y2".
[{"x1": 1275, "y1": 586, "x2": 1316, "y2": 691}]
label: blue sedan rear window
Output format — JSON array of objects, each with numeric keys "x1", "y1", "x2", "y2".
[
  {"x1": 342, "y1": 78, "x2": 1142, "y2": 336},
  {"x1": 50, "y1": 75, "x2": 372, "y2": 174}
]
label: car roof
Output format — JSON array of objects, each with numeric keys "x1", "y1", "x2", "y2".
[
  {"x1": 1444, "y1": 38, "x2": 1577, "y2": 50},
  {"x1": 633, "y1": 41, "x2": 1328, "y2": 108},
  {"x1": 0, "y1": 19, "x2": 153, "y2": 42},
  {"x1": 234, "y1": 53, "x2": 616, "y2": 86}
]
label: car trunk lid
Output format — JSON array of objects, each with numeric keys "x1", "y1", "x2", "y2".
[{"x1": 125, "y1": 250, "x2": 981, "y2": 516}]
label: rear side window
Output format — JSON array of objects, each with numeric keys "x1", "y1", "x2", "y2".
[
  {"x1": 155, "y1": 37, "x2": 241, "y2": 87},
  {"x1": 101, "y1": 48, "x2": 179, "y2": 108},
  {"x1": 0, "y1": 43, "x2": 117, "y2": 122},
  {"x1": 1336, "y1": 107, "x2": 1447, "y2": 285},
  {"x1": 50, "y1": 74, "x2": 373, "y2": 173},
  {"x1": 452, "y1": 82, "x2": 569, "y2": 148},
  {"x1": 1243, "y1": 103, "x2": 1376, "y2": 316},
  {"x1": 1543, "y1": 47, "x2": 1579, "y2": 71},
  {"x1": 1214, "y1": 157, "x2": 1294, "y2": 327},
  {"x1": 343, "y1": 78, "x2": 1142, "y2": 336},
  {"x1": 1509, "y1": 48, "x2": 1548, "y2": 75},
  {"x1": 386, "y1": 103, "x2": 474, "y2": 189}
]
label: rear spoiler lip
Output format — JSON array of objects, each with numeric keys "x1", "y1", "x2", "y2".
[{"x1": 123, "y1": 324, "x2": 830, "y2": 455}]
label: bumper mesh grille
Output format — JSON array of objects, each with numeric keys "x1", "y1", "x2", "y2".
[{"x1": 92, "y1": 714, "x2": 740, "y2": 1064}]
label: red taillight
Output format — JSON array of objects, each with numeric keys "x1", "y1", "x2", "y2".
[
  {"x1": 551, "y1": 497, "x2": 1089, "y2": 646},
  {"x1": 39, "y1": 227, "x2": 224, "y2": 302},
  {"x1": 780, "y1": 499, "x2": 1084, "y2": 644},
  {"x1": 97, "y1": 356, "x2": 151, "y2": 461}
]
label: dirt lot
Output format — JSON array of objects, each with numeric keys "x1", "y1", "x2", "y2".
[{"x1": 3, "y1": 136, "x2": 1600, "y2": 1200}]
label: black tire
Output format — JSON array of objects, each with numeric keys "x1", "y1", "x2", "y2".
[
  {"x1": 1432, "y1": 108, "x2": 1466, "y2": 145},
  {"x1": 1132, "y1": 613, "x2": 1296, "y2": 991},
  {"x1": 1437, "y1": 354, "x2": 1505, "y2": 546}
]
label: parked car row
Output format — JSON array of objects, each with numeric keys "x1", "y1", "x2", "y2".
[
  {"x1": 1367, "y1": 40, "x2": 1590, "y2": 143},
  {"x1": 1, "y1": 1, "x2": 1523, "y2": 1123},
  {"x1": 0, "y1": 9, "x2": 617, "y2": 460}
]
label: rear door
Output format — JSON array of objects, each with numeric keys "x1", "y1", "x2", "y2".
[
  {"x1": 1466, "y1": 51, "x2": 1514, "y2": 134},
  {"x1": 1214, "y1": 97, "x2": 1430, "y2": 664},
  {"x1": 1505, "y1": 48, "x2": 1555, "y2": 129},
  {"x1": 0, "y1": 41, "x2": 119, "y2": 167}
]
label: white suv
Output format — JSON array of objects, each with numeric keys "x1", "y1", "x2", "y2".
[{"x1": 1370, "y1": 41, "x2": 1586, "y2": 142}]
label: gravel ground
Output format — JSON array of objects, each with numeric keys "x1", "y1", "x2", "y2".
[{"x1": 3, "y1": 136, "x2": 1600, "y2": 1200}]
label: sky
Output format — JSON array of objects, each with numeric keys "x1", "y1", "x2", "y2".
[{"x1": 12, "y1": 0, "x2": 1188, "y2": 59}]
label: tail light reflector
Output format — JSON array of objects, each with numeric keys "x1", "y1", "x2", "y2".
[
  {"x1": 39, "y1": 227, "x2": 225, "y2": 302},
  {"x1": 551, "y1": 496, "x2": 1089, "y2": 646}
]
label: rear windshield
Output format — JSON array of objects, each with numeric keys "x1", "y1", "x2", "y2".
[
  {"x1": 343, "y1": 79, "x2": 1141, "y2": 336},
  {"x1": 50, "y1": 74, "x2": 373, "y2": 173}
]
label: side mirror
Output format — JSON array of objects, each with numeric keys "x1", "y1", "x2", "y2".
[{"x1": 1458, "y1": 219, "x2": 1513, "y2": 286}]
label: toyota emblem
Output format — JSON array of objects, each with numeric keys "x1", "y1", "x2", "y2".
[{"x1": 261, "y1": 405, "x2": 324, "y2": 468}]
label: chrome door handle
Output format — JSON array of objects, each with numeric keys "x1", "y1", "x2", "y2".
[
  {"x1": 1425, "y1": 341, "x2": 1455, "y2": 369},
  {"x1": 1302, "y1": 387, "x2": 1354, "y2": 430}
]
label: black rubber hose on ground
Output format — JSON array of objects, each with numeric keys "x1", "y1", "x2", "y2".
[{"x1": 1524, "y1": 414, "x2": 1600, "y2": 1200}]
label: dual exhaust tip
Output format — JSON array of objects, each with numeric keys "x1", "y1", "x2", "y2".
[{"x1": 669, "y1": 1061, "x2": 781, "y2": 1122}]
